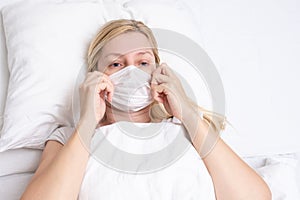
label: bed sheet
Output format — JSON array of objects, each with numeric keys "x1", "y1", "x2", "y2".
[
  {"x1": 0, "y1": 173, "x2": 34, "y2": 200},
  {"x1": 0, "y1": 148, "x2": 41, "y2": 177},
  {"x1": 0, "y1": 148, "x2": 41, "y2": 199}
]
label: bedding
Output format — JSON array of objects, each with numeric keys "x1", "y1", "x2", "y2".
[
  {"x1": 0, "y1": 148, "x2": 41, "y2": 200},
  {"x1": 245, "y1": 154, "x2": 300, "y2": 199},
  {"x1": 0, "y1": 0, "x2": 12, "y2": 132},
  {"x1": 48, "y1": 119, "x2": 216, "y2": 199},
  {"x1": 1, "y1": 148, "x2": 299, "y2": 200},
  {"x1": 0, "y1": 0, "x2": 111, "y2": 151},
  {"x1": 2, "y1": 0, "x2": 299, "y2": 154},
  {"x1": 0, "y1": 0, "x2": 300, "y2": 199},
  {"x1": 0, "y1": 0, "x2": 299, "y2": 155}
]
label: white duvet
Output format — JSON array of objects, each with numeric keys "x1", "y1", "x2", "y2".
[
  {"x1": 72, "y1": 118, "x2": 216, "y2": 199},
  {"x1": 79, "y1": 147, "x2": 215, "y2": 200}
]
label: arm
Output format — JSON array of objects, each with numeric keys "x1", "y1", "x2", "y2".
[
  {"x1": 21, "y1": 71, "x2": 114, "y2": 200},
  {"x1": 181, "y1": 107, "x2": 272, "y2": 200},
  {"x1": 21, "y1": 121, "x2": 95, "y2": 200},
  {"x1": 151, "y1": 63, "x2": 272, "y2": 200}
]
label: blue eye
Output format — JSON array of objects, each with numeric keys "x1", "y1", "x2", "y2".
[
  {"x1": 111, "y1": 63, "x2": 122, "y2": 68},
  {"x1": 140, "y1": 62, "x2": 149, "y2": 67}
]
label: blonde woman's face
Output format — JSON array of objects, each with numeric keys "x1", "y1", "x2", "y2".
[{"x1": 97, "y1": 32, "x2": 156, "y2": 76}]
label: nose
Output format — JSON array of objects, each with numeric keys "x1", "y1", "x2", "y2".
[{"x1": 123, "y1": 53, "x2": 135, "y2": 67}]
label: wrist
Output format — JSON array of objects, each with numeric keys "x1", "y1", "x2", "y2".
[
  {"x1": 181, "y1": 103, "x2": 203, "y2": 123},
  {"x1": 76, "y1": 118, "x2": 97, "y2": 147},
  {"x1": 79, "y1": 114, "x2": 98, "y2": 128},
  {"x1": 181, "y1": 103, "x2": 208, "y2": 140}
]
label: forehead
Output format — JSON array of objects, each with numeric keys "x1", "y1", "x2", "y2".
[{"x1": 101, "y1": 31, "x2": 153, "y2": 56}]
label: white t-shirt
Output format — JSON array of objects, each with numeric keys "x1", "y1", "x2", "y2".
[{"x1": 46, "y1": 117, "x2": 216, "y2": 200}]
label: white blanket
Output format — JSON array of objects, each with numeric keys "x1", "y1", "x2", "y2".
[
  {"x1": 77, "y1": 119, "x2": 216, "y2": 199},
  {"x1": 244, "y1": 155, "x2": 300, "y2": 200},
  {"x1": 1, "y1": 146, "x2": 300, "y2": 199}
]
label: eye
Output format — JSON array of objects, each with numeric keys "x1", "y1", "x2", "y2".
[
  {"x1": 139, "y1": 61, "x2": 149, "y2": 67},
  {"x1": 110, "y1": 62, "x2": 122, "y2": 68}
]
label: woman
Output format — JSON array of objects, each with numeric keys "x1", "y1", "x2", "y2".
[{"x1": 21, "y1": 19, "x2": 271, "y2": 200}]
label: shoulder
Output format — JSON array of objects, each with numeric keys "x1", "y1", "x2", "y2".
[{"x1": 46, "y1": 126, "x2": 76, "y2": 146}]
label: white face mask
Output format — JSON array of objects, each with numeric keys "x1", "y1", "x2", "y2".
[{"x1": 107, "y1": 65, "x2": 154, "y2": 112}]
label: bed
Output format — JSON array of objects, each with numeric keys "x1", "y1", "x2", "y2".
[{"x1": 1, "y1": 0, "x2": 300, "y2": 199}]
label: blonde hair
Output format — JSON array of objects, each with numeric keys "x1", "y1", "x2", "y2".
[
  {"x1": 87, "y1": 19, "x2": 226, "y2": 133},
  {"x1": 87, "y1": 19, "x2": 160, "y2": 72}
]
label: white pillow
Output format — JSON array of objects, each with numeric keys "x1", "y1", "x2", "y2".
[
  {"x1": 0, "y1": 0, "x2": 19, "y2": 135},
  {"x1": 0, "y1": 0, "x2": 70, "y2": 134},
  {"x1": 0, "y1": 0, "x2": 112, "y2": 151},
  {"x1": 0, "y1": 14, "x2": 9, "y2": 132},
  {"x1": 0, "y1": 0, "x2": 206, "y2": 152}
]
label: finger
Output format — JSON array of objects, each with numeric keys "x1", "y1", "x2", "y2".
[
  {"x1": 151, "y1": 73, "x2": 170, "y2": 85},
  {"x1": 97, "y1": 78, "x2": 114, "y2": 93},
  {"x1": 84, "y1": 72, "x2": 111, "y2": 87},
  {"x1": 151, "y1": 86, "x2": 164, "y2": 103},
  {"x1": 98, "y1": 74, "x2": 119, "y2": 102},
  {"x1": 100, "y1": 75, "x2": 114, "y2": 87},
  {"x1": 152, "y1": 65, "x2": 163, "y2": 76},
  {"x1": 97, "y1": 82, "x2": 114, "y2": 102},
  {"x1": 151, "y1": 66, "x2": 167, "y2": 84},
  {"x1": 85, "y1": 71, "x2": 108, "y2": 83},
  {"x1": 160, "y1": 63, "x2": 175, "y2": 76},
  {"x1": 85, "y1": 77, "x2": 114, "y2": 100},
  {"x1": 151, "y1": 63, "x2": 177, "y2": 84},
  {"x1": 151, "y1": 83, "x2": 169, "y2": 103},
  {"x1": 103, "y1": 81, "x2": 114, "y2": 102}
]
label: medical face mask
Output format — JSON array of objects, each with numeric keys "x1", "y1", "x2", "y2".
[{"x1": 107, "y1": 65, "x2": 154, "y2": 112}]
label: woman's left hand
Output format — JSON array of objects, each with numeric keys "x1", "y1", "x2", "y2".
[{"x1": 151, "y1": 63, "x2": 191, "y2": 120}]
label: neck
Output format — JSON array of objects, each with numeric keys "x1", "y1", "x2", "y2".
[{"x1": 97, "y1": 102, "x2": 152, "y2": 128}]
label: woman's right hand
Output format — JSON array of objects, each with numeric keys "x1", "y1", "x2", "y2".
[{"x1": 78, "y1": 71, "x2": 114, "y2": 127}]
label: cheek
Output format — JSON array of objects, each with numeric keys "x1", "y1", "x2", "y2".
[
  {"x1": 96, "y1": 61, "x2": 106, "y2": 72},
  {"x1": 138, "y1": 65, "x2": 155, "y2": 75},
  {"x1": 105, "y1": 67, "x2": 127, "y2": 76},
  {"x1": 147, "y1": 62, "x2": 157, "y2": 74},
  {"x1": 105, "y1": 68, "x2": 118, "y2": 76},
  {"x1": 97, "y1": 62, "x2": 112, "y2": 75}
]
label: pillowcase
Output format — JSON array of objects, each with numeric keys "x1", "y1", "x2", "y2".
[
  {"x1": 0, "y1": 0, "x2": 205, "y2": 152},
  {"x1": 0, "y1": 15, "x2": 8, "y2": 132},
  {"x1": 0, "y1": 0, "x2": 112, "y2": 151},
  {"x1": 0, "y1": 0, "x2": 70, "y2": 134},
  {"x1": 0, "y1": 0, "x2": 18, "y2": 135}
]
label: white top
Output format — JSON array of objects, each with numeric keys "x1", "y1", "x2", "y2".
[{"x1": 46, "y1": 118, "x2": 216, "y2": 200}]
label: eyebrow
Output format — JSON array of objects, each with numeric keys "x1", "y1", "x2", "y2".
[{"x1": 105, "y1": 50, "x2": 154, "y2": 59}]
